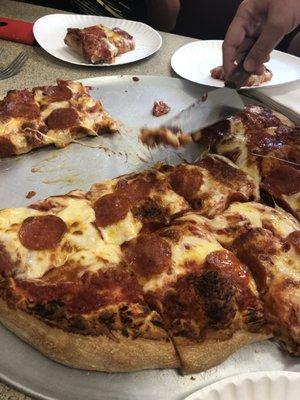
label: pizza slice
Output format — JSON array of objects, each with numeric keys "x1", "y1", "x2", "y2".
[
  {"x1": 210, "y1": 65, "x2": 273, "y2": 87},
  {"x1": 192, "y1": 105, "x2": 299, "y2": 219},
  {"x1": 123, "y1": 211, "x2": 269, "y2": 373},
  {"x1": 207, "y1": 201, "x2": 300, "y2": 355},
  {"x1": 160, "y1": 154, "x2": 259, "y2": 218},
  {"x1": 0, "y1": 191, "x2": 179, "y2": 371},
  {"x1": 64, "y1": 25, "x2": 135, "y2": 64},
  {"x1": 139, "y1": 126, "x2": 191, "y2": 149},
  {"x1": 0, "y1": 79, "x2": 118, "y2": 157}
]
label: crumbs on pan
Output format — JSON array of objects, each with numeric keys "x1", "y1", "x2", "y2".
[
  {"x1": 26, "y1": 191, "x2": 36, "y2": 199},
  {"x1": 201, "y1": 92, "x2": 208, "y2": 102},
  {"x1": 132, "y1": 76, "x2": 140, "y2": 82}
]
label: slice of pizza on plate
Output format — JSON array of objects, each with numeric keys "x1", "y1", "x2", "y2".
[
  {"x1": 210, "y1": 65, "x2": 273, "y2": 87},
  {"x1": 64, "y1": 24, "x2": 135, "y2": 64}
]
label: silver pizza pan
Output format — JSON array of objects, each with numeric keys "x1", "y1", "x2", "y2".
[{"x1": 0, "y1": 76, "x2": 299, "y2": 400}]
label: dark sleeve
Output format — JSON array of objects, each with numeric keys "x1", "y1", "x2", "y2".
[
  {"x1": 174, "y1": 0, "x2": 242, "y2": 39},
  {"x1": 277, "y1": 26, "x2": 300, "y2": 52}
]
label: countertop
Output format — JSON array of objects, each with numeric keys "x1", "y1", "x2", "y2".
[{"x1": 0, "y1": 1, "x2": 195, "y2": 399}]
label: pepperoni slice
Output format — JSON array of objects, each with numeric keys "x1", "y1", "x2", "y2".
[
  {"x1": 170, "y1": 166, "x2": 203, "y2": 202},
  {"x1": 6, "y1": 101, "x2": 40, "y2": 119},
  {"x1": 94, "y1": 193, "x2": 130, "y2": 227},
  {"x1": 124, "y1": 234, "x2": 171, "y2": 277},
  {"x1": 112, "y1": 27, "x2": 133, "y2": 40},
  {"x1": 82, "y1": 36, "x2": 113, "y2": 62},
  {"x1": 194, "y1": 119, "x2": 230, "y2": 148},
  {"x1": 205, "y1": 250, "x2": 250, "y2": 285},
  {"x1": 288, "y1": 231, "x2": 300, "y2": 254},
  {"x1": 116, "y1": 177, "x2": 152, "y2": 203},
  {"x1": 1, "y1": 89, "x2": 40, "y2": 119},
  {"x1": 19, "y1": 215, "x2": 67, "y2": 250},
  {"x1": 43, "y1": 85, "x2": 73, "y2": 102},
  {"x1": 46, "y1": 107, "x2": 79, "y2": 130},
  {"x1": 232, "y1": 228, "x2": 275, "y2": 293},
  {"x1": 83, "y1": 25, "x2": 107, "y2": 38},
  {"x1": 199, "y1": 156, "x2": 244, "y2": 188},
  {"x1": 263, "y1": 165, "x2": 300, "y2": 195}
]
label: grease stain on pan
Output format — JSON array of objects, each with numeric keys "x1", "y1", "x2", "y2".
[{"x1": 42, "y1": 174, "x2": 85, "y2": 186}]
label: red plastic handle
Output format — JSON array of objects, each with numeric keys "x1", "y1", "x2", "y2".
[{"x1": 0, "y1": 17, "x2": 34, "y2": 45}]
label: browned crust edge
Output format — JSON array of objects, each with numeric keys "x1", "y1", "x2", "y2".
[
  {"x1": 174, "y1": 331, "x2": 271, "y2": 374},
  {"x1": 0, "y1": 298, "x2": 180, "y2": 372}
]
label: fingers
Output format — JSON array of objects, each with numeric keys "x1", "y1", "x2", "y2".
[
  {"x1": 243, "y1": 20, "x2": 286, "y2": 72},
  {"x1": 222, "y1": 14, "x2": 247, "y2": 78}
]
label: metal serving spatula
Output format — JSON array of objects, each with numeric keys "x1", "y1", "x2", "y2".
[{"x1": 161, "y1": 56, "x2": 251, "y2": 134}]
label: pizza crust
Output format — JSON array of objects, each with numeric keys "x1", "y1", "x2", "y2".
[
  {"x1": 174, "y1": 331, "x2": 271, "y2": 374},
  {"x1": 0, "y1": 298, "x2": 180, "y2": 372}
]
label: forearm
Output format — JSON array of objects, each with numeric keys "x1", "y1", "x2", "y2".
[{"x1": 146, "y1": 0, "x2": 180, "y2": 31}]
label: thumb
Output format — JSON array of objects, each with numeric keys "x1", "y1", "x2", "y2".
[{"x1": 244, "y1": 22, "x2": 285, "y2": 72}]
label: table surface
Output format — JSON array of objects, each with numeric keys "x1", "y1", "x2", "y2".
[
  {"x1": 0, "y1": 0, "x2": 196, "y2": 97},
  {"x1": 0, "y1": 1, "x2": 196, "y2": 399}
]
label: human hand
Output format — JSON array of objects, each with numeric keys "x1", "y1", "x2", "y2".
[{"x1": 222, "y1": 0, "x2": 300, "y2": 78}]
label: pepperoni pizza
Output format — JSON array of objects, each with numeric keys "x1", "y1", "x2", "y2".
[
  {"x1": 1, "y1": 152, "x2": 299, "y2": 373},
  {"x1": 207, "y1": 202, "x2": 300, "y2": 355},
  {"x1": 139, "y1": 126, "x2": 192, "y2": 148},
  {"x1": 64, "y1": 25, "x2": 135, "y2": 64},
  {"x1": 210, "y1": 65, "x2": 273, "y2": 87},
  {"x1": 0, "y1": 79, "x2": 118, "y2": 157},
  {"x1": 192, "y1": 105, "x2": 300, "y2": 220}
]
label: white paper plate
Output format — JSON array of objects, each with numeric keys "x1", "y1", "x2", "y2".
[
  {"x1": 33, "y1": 13, "x2": 162, "y2": 66},
  {"x1": 185, "y1": 371, "x2": 300, "y2": 400},
  {"x1": 171, "y1": 40, "x2": 300, "y2": 89}
]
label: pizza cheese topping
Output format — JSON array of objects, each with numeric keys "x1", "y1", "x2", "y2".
[{"x1": 288, "y1": 231, "x2": 300, "y2": 254}]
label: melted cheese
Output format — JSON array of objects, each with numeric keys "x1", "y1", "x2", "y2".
[
  {"x1": 1, "y1": 81, "x2": 118, "y2": 156},
  {"x1": 101, "y1": 212, "x2": 142, "y2": 245},
  {"x1": 0, "y1": 195, "x2": 122, "y2": 280},
  {"x1": 143, "y1": 215, "x2": 223, "y2": 292},
  {"x1": 282, "y1": 193, "x2": 300, "y2": 220},
  {"x1": 0, "y1": 118, "x2": 22, "y2": 137}
]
